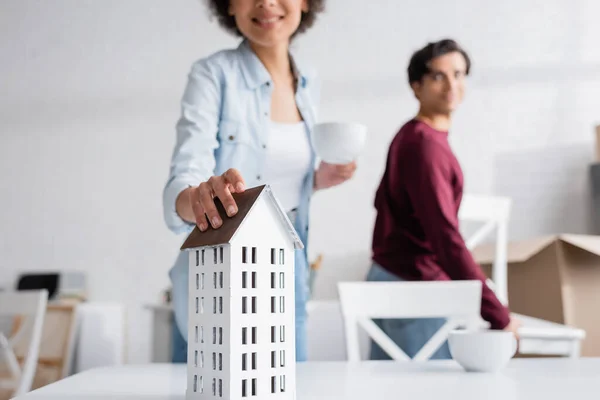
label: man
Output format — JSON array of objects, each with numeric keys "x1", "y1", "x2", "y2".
[{"x1": 367, "y1": 39, "x2": 519, "y2": 360}]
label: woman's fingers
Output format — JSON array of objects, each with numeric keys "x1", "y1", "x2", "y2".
[
  {"x1": 223, "y1": 168, "x2": 246, "y2": 193},
  {"x1": 192, "y1": 198, "x2": 208, "y2": 231},
  {"x1": 199, "y1": 181, "x2": 222, "y2": 229},
  {"x1": 212, "y1": 175, "x2": 238, "y2": 217},
  {"x1": 192, "y1": 170, "x2": 248, "y2": 231},
  {"x1": 336, "y1": 161, "x2": 357, "y2": 179}
]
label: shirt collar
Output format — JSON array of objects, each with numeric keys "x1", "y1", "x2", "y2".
[{"x1": 237, "y1": 39, "x2": 308, "y2": 90}]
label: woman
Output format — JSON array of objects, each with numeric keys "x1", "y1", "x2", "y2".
[{"x1": 163, "y1": 0, "x2": 356, "y2": 363}]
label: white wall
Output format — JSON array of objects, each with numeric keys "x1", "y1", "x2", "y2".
[
  {"x1": 1, "y1": 0, "x2": 600, "y2": 363},
  {"x1": 302, "y1": 0, "x2": 600, "y2": 298}
]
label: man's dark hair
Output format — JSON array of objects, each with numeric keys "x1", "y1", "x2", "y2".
[
  {"x1": 207, "y1": 0, "x2": 325, "y2": 37},
  {"x1": 407, "y1": 39, "x2": 471, "y2": 84}
]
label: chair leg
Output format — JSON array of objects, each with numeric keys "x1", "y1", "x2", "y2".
[
  {"x1": 569, "y1": 340, "x2": 581, "y2": 358},
  {"x1": 344, "y1": 318, "x2": 362, "y2": 362},
  {"x1": 13, "y1": 294, "x2": 47, "y2": 396},
  {"x1": 359, "y1": 318, "x2": 410, "y2": 361},
  {"x1": 413, "y1": 319, "x2": 458, "y2": 361},
  {"x1": 0, "y1": 333, "x2": 22, "y2": 381}
]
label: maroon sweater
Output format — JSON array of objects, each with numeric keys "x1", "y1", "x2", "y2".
[{"x1": 371, "y1": 119, "x2": 510, "y2": 329}]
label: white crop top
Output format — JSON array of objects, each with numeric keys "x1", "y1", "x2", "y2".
[{"x1": 262, "y1": 120, "x2": 312, "y2": 213}]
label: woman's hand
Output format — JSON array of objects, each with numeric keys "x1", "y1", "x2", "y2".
[
  {"x1": 177, "y1": 168, "x2": 246, "y2": 231},
  {"x1": 314, "y1": 161, "x2": 357, "y2": 191}
]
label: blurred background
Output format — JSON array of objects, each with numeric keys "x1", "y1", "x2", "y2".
[{"x1": 1, "y1": 0, "x2": 600, "y2": 383}]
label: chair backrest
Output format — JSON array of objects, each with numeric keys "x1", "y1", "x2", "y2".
[
  {"x1": 458, "y1": 193, "x2": 511, "y2": 305},
  {"x1": 337, "y1": 281, "x2": 482, "y2": 362},
  {"x1": 0, "y1": 290, "x2": 48, "y2": 396}
]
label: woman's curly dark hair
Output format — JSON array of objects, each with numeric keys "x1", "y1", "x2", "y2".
[{"x1": 207, "y1": 0, "x2": 325, "y2": 37}]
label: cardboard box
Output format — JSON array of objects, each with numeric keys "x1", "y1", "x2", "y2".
[
  {"x1": 590, "y1": 164, "x2": 600, "y2": 234},
  {"x1": 472, "y1": 234, "x2": 600, "y2": 356}
]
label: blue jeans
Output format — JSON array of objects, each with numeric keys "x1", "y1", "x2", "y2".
[
  {"x1": 171, "y1": 313, "x2": 187, "y2": 363},
  {"x1": 170, "y1": 246, "x2": 309, "y2": 363},
  {"x1": 365, "y1": 263, "x2": 452, "y2": 360}
]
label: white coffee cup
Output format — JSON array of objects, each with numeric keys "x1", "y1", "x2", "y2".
[
  {"x1": 312, "y1": 122, "x2": 367, "y2": 164},
  {"x1": 448, "y1": 330, "x2": 517, "y2": 373}
]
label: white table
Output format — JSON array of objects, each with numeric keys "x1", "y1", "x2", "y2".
[
  {"x1": 16, "y1": 359, "x2": 600, "y2": 400},
  {"x1": 515, "y1": 313, "x2": 586, "y2": 357}
]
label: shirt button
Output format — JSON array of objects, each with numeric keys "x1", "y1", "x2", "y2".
[
  {"x1": 262, "y1": 144, "x2": 267, "y2": 149},
  {"x1": 266, "y1": 82, "x2": 271, "y2": 86},
  {"x1": 228, "y1": 135, "x2": 235, "y2": 141},
  {"x1": 257, "y1": 175, "x2": 261, "y2": 180}
]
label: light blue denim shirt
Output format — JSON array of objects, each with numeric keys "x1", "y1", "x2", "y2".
[{"x1": 162, "y1": 39, "x2": 320, "y2": 361}]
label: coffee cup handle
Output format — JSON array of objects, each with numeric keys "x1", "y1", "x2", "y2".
[{"x1": 511, "y1": 337, "x2": 518, "y2": 357}]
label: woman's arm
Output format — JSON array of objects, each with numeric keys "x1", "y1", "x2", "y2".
[{"x1": 162, "y1": 61, "x2": 222, "y2": 234}]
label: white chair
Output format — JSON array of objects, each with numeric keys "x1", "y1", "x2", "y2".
[
  {"x1": 458, "y1": 194, "x2": 511, "y2": 305},
  {"x1": 459, "y1": 194, "x2": 586, "y2": 357},
  {"x1": 0, "y1": 289, "x2": 48, "y2": 397},
  {"x1": 338, "y1": 281, "x2": 482, "y2": 362}
]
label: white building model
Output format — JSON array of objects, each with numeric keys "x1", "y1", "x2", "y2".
[{"x1": 180, "y1": 184, "x2": 303, "y2": 400}]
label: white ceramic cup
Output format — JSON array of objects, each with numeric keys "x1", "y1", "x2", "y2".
[
  {"x1": 312, "y1": 122, "x2": 367, "y2": 164},
  {"x1": 448, "y1": 329, "x2": 517, "y2": 373}
]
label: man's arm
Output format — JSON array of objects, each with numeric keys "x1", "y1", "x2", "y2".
[{"x1": 401, "y1": 137, "x2": 511, "y2": 329}]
